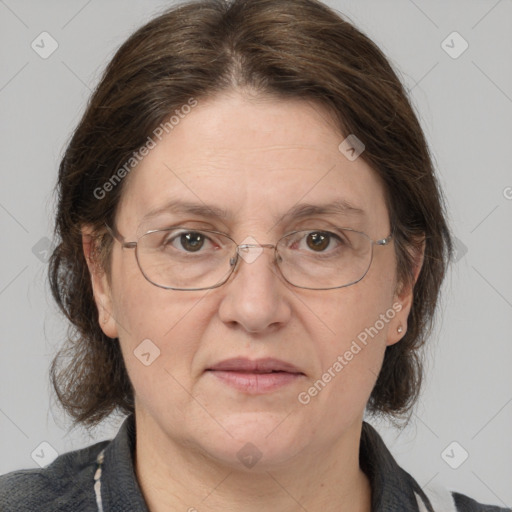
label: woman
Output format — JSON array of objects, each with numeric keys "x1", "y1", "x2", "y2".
[{"x1": 0, "y1": 0, "x2": 509, "y2": 510}]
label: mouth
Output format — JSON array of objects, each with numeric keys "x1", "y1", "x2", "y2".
[{"x1": 206, "y1": 357, "x2": 305, "y2": 394}]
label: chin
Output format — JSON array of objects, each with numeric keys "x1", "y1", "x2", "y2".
[{"x1": 195, "y1": 411, "x2": 312, "y2": 470}]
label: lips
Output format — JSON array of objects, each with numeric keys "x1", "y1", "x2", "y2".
[
  {"x1": 206, "y1": 357, "x2": 304, "y2": 374},
  {"x1": 206, "y1": 357, "x2": 305, "y2": 394}
]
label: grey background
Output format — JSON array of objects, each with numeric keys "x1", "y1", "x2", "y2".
[{"x1": 0, "y1": 0, "x2": 511, "y2": 507}]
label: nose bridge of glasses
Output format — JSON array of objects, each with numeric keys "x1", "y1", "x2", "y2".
[
  {"x1": 238, "y1": 242, "x2": 276, "y2": 251},
  {"x1": 233, "y1": 241, "x2": 280, "y2": 267}
]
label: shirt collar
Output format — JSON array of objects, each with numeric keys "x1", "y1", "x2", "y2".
[
  {"x1": 360, "y1": 421, "x2": 427, "y2": 511},
  {"x1": 100, "y1": 414, "x2": 149, "y2": 511},
  {"x1": 99, "y1": 414, "x2": 425, "y2": 511}
]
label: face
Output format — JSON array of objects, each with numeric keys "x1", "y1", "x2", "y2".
[{"x1": 85, "y1": 89, "x2": 418, "y2": 469}]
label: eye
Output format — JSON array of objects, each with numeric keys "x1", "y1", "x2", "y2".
[
  {"x1": 306, "y1": 232, "x2": 330, "y2": 251},
  {"x1": 293, "y1": 231, "x2": 346, "y2": 253},
  {"x1": 163, "y1": 231, "x2": 213, "y2": 253}
]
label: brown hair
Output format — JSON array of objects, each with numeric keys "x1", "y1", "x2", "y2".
[{"x1": 49, "y1": 0, "x2": 454, "y2": 429}]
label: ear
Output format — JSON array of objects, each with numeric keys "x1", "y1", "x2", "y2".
[
  {"x1": 387, "y1": 236, "x2": 425, "y2": 346},
  {"x1": 82, "y1": 225, "x2": 119, "y2": 339}
]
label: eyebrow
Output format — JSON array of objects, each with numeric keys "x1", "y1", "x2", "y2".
[
  {"x1": 140, "y1": 198, "x2": 367, "y2": 224},
  {"x1": 280, "y1": 200, "x2": 366, "y2": 221}
]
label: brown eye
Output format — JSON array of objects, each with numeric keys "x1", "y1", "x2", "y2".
[
  {"x1": 158, "y1": 231, "x2": 209, "y2": 252},
  {"x1": 178, "y1": 232, "x2": 205, "y2": 252},
  {"x1": 306, "y1": 232, "x2": 331, "y2": 251}
]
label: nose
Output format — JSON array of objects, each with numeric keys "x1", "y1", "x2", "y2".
[{"x1": 217, "y1": 243, "x2": 292, "y2": 334}]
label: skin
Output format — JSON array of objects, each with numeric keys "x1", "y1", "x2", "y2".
[{"x1": 83, "y1": 89, "x2": 423, "y2": 512}]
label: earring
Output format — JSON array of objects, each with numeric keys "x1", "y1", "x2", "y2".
[{"x1": 397, "y1": 325, "x2": 403, "y2": 333}]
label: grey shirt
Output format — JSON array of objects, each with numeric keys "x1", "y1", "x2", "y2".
[{"x1": 0, "y1": 414, "x2": 509, "y2": 511}]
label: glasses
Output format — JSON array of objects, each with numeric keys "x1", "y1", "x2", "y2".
[{"x1": 105, "y1": 223, "x2": 393, "y2": 291}]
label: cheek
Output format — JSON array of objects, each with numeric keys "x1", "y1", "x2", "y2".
[
  {"x1": 301, "y1": 272, "x2": 396, "y2": 408},
  {"x1": 109, "y1": 248, "x2": 176, "y2": 340},
  {"x1": 109, "y1": 253, "x2": 209, "y2": 388},
  {"x1": 112, "y1": 286, "x2": 209, "y2": 424},
  {"x1": 315, "y1": 279, "x2": 394, "y2": 356},
  {"x1": 113, "y1": 284, "x2": 205, "y2": 361}
]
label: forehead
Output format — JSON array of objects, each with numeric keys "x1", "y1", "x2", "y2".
[{"x1": 116, "y1": 91, "x2": 389, "y2": 236}]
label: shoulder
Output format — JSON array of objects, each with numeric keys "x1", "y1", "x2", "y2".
[
  {"x1": 360, "y1": 421, "x2": 510, "y2": 512},
  {"x1": 451, "y1": 491, "x2": 511, "y2": 512},
  {"x1": 415, "y1": 480, "x2": 511, "y2": 512},
  {"x1": 0, "y1": 439, "x2": 109, "y2": 512}
]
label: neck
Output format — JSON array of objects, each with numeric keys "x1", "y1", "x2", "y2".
[{"x1": 133, "y1": 414, "x2": 372, "y2": 512}]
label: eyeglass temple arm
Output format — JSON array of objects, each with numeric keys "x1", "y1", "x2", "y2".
[
  {"x1": 104, "y1": 222, "x2": 136, "y2": 249},
  {"x1": 376, "y1": 233, "x2": 393, "y2": 246},
  {"x1": 376, "y1": 223, "x2": 395, "y2": 246}
]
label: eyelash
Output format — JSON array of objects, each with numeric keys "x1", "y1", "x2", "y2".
[{"x1": 162, "y1": 229, "x2": 347, "y2": 254}]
